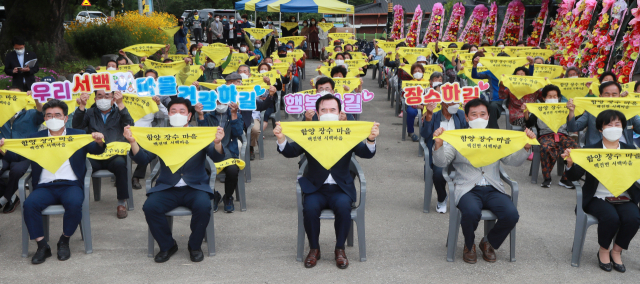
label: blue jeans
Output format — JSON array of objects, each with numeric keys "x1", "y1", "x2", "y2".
[
  {"x1": 406, "y1": 106, "x2": 418, "y2": 134},
  {"x1": 292, "y1": 76, "x2": 300, "y2": 93},
  {"x1": 457, "y1": 185, "x2": 519, "y2": 250},
  {"x1": 176, "y1": 43, "x2": 187, "y2": 54},
  {"x1": 264, "y1": 106, "x2": 275, "y2": 122},
  {"x1": 23, "y1": 181, "x2": 84, "y2": 239}
]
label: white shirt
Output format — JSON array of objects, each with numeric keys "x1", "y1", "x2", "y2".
[
  {"x1": 134, "y1": 103, "x2": 168, "y2": 127},
  {"x1": 39, "y1": 128, "x2": 79, "y2": 184},
  {"x1": 277, "y1": 138, "x2": 376, "y2": 184}
]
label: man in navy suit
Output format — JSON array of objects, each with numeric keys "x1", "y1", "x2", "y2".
[
  {"x1": 420, "y1": 96, "x2": 469, "y2": 214},
  {"x1": 273, "y1": 94, "x2": 380, "y2": 269},
  {"x1": 124, "y1": 97, "x2": 226, "y2": 263},
  {"x1": 0, "y1": 99, "x2": 106, "y2": 264},
  {"x1": 3, "y1": 37, "x2": 39, "y2": 90}
]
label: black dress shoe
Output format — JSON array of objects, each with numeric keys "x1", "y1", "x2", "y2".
[
  {"x1": 154, "y1": 243, "x2": 178, "y2": 263},
  {"x1": 32, "y1": 245, "x2": 52, "y2": 264},
  {"x1": 610, "y1": 251, "x2": 626, "y2": 273},
  {"x1": 3, "y1": 197, "x2": 19, "y2": 214},
  {"x1": 597, "y1": 252, "x2": 612, "y2": 272},
  {"x1": 57, "y1": 241, "x2": 71, "y2": 261},
  {"x1": 188, "y1": 246, "x2": 204, "y2": 262}
]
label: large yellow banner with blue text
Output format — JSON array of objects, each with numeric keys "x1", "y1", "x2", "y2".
[
  {"x1": 0, "y1": 135, "x2": 95, "y2": 173},
  {"x1": 279, "y1": 121, "x2": 373, "y2": 169},
  {"x1": 569, "y1": 149, "x2": 640, "y2": 197},
  {"x1": 130, "y1": 126, "x2": 216, "y2": 173},
  {"x1": 436, "y1": 129, "x2": 539, "y2": 168}
]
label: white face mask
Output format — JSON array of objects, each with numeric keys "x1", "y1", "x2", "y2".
[
  {"x1": 240, "y1": 47, "x2": 247, "y2": 52},
  {"x1": 46, "y1": 118, "x2": 65, "y2": 132},
  {"x1": 447, "y1": 104, "x2": 459, "y2": 114},
  {"x1": 240, "y1": 73, "x2": 249, "y2": 79},
  {"x1": 602, "y1": 127, "x2": 623, "y2": 142},
  {"x1": 216, "y1": 104, "x2": 228, "y2": 113},
  {"x1": 230, "y1": 19, "x2": 235, "y2": 23},
  {"x1": 259, "y1": 70, "x2": 267, "y2": 73},
  {"x1": 413, "y1": 72, "x2": 423, "y2": 80},
  {"x1": 267, "y1": 63, "x2": 273, "y2": 66},
  {"x1": 287, "y1": 50, "x2": 292, "y2": 53},
  {"x1": 107, "y1": 67, "x2": 116, "y2": 71},
  {"x1": 15, "y1": 49, "x2": 25, "y2": 55},
  {"x1": 169, "y1": 113, "x2": 189, "y2": 127},
  {"x1": 311, "y1": 21, "x2": 316, "y2": 24},
  {"x1": 498, "y1": 45, "x2": 505, "y2": 48},
  {"x1": 545, "y1": 98, "x2": 559, "y2": 103},
  {"x1": 192, "y1": 51, "x2": 197, "y2": 56},
  {"x1": 468, "y1": 117, "x2": 489, "y2": 129},
  {"x1": 319, "y1": 113, "x2": 340, "y2": 121},
  {"x1": 207, "y1": 62, "x2": 215, "y2": 69},
  {"x1": 335, "y1": 60, "x2": 344, "y2": 66},
  {"x1": 215, "y1": 18, "x2": 219, "y2": 22},
  {"x1": 477, "y1": 62, "x2": 484, "y2": 67},
  {"x1": 470, "y1": 50, "x2": 477, "y2": 54},
  {"x1": 96, "y1": 99, "x2": 113, "y2": 111},
  {"x1": 255, "y1": 43, "x2": 262, "y2": 48}
]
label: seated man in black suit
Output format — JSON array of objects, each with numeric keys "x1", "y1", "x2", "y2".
[
  {"x1": 0, "y1": 99, "x2": 106, "y2": 264},
  {"x1": 124, "y1": 97, "x2": 226, "y2": 263},
  {"x1": 73, "y1": 90, "x2": 134, "y2": 219},
  {"x1": 273, "y1": 93, "x2": 380, "y2": 269}
]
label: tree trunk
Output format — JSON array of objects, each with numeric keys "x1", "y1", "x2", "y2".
[{"x1": 0, "y1": 0, "x2": 72, "y2": 62}]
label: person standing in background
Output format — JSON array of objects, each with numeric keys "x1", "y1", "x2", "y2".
[
  {"x1": 191, "y1": 10, "x2": 203, "y2": 45},
  {"x1": 4, "y1": 37, "x2": 39, "y2": 91}
]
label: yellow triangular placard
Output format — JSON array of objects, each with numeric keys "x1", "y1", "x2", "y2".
[
  {"x1": 122, "y1": 44, "x2": 166, "y2": 57},
  {"x1": 526, "y1": 103, "x2": 583, "y2": 133},
  {"x1": 214, "y1": 158, "x2": 246, "y2": 174},
  {"x1": 200, "y1": 46, "x2": 231, "y2": 66},
  {"x1": 130, "y1": 126, "x2": 216, "y2": 173},
  {"x1": 280, "y1": 121, "x2": 373, "y2": 170},
  {"x1": 500, "y1": 75, "x2": 549, "y2": 99},
  {"x1": 548, "y1": 78, "x2": 595, "y2": 99},
  {"x1": 437, "y1": 129, "x2": 539, "y2": 168},
  {"x1": 573, "y1": 97, "x2": 640, "y2": 119},
  {"x1": 479, "y1": 57, "x2": 529, "y2": 77},
  {"x1": 87, "y1": 142, "x2": 131, "y2": 160},
  {"x1": 159, "y1": 26, "x2": 180, "y2": 38},
  {"x1": 142, "y1": 60, "x2": 188, "y2": 77},
  {"x1": 569, "y1": 149, "x2": 640, "y2": 197},
  {"x1": 0, "y1": 91, "x2": 30, "y2": 126},
  {"x1": 122, "y1": 94, "x2": 159, "y2": 122},
  {"x1": 1, "y1": 135, "x2": 95, "y2": 173},
  {"x1": 279, "y1": 36, "x2": 306, "y2": 48},
  {"x1": 243, "y1": 28, "x2": 273, "y2": 40}
]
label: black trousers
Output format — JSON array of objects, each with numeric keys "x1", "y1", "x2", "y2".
[
  {"x1": 457, "y1": 185, "x2": 519, "y2": 250},
  {"x1": 89, "y1": 156, "x2": 129, "y2": 200},
  {"x1": 488, "y1": 100, "x2": 504, "y2": 129},
  {"x1": 222, "y1": 165, "x2": 239, "y2": 198},
  {"x1": 303, "y1": 184, "x2": 352, "y2": 250},
  {"x1": 193, "y1": 28, "x2": 203, "y2": 44},
  {"x1": 143, "y1": 186, "x2": 212, "y2": 252},
  {"x1": 585, "y1": 197, "x2": 640, "y2": 249},
  {"x1": 133, "y1": 162, "x2": 148, "y2": 179},
  {"x1": 0, "y1": 159, "x2": 30, "y2": 199}
]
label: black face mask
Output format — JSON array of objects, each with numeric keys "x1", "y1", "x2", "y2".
[
  {"x1": 178, "y1": 21, "x2": 184, "y2": 26},
  {"x1": 278, "y1": 53, "x2": 287, "y2": 58}
]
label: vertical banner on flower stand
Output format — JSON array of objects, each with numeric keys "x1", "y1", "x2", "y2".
[
  {"x1": 497, "y1": 0, "x2": 525, "y2": 46},
  {"x1": 526, "y1": 0, "x2": 549, "y2": 46},
  {"x1": 547, "y1": 0, "x2": 576, "y2": 54},
  {"x1": 481, "y1": 2, "x2": 498, "y2": 46},
  {"x1": 422, "y1": 3, "x2": 445, "y2": 45},
  {"x1": 611, "y1": 1, "x2": 636, "y2": 83},
  {"x1": 390, "y1": 5, "x2": 405, "y2": 40},
  {"x1": 442, "y1": 3, "x2": 465, "y2": 42},
  {"x1": 566, "y1": 0, "x2": 598, "y2": 66},
  {"x1": 577, "y1": 0, "x2": 618, "y2": 77},
  {"x1": 405, "y1": 5, "x2": 423, "y2": 47},
  {"x1": 458, "y1": 5, "x2": 488, "y2": 46},
  {"x1": 556, "y1": 0, "x2": 586, "y2": 65}
]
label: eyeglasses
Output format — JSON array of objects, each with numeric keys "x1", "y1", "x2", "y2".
[{"x1": 45, "y1": 114, "x2": 65, "y2": 119}]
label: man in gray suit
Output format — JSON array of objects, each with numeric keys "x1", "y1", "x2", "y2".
[
  {"x1": 433, "y1": 99, "x2": 535, "y2": 264},
  {"x1": 566, "y1": 81, "x2": 640, "y2": 147},
  {"x1": 209, "y1": 14, "x2": 224, "y2": 44}
]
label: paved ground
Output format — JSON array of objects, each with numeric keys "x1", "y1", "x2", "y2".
[{"x1": 1, "y1": 60, "x2": 638, "y2": 283}]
